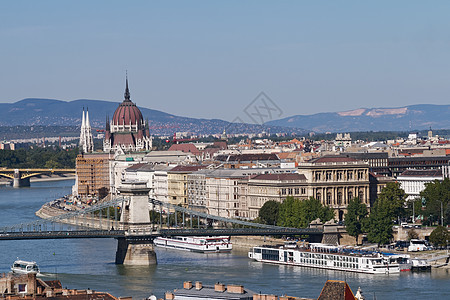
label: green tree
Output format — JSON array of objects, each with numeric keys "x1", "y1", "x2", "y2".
[
  {"x1": 259, "y1": 200, "x2": 280, "y2": 225},
  {"x1": 366, "y1": 204, "x2": 393, "y2": 246},
  {"x1": 277, "y1": 196, "x2": 334, "y2": 228},
  {"x1": 429, "y1": 225, "x2": 449, "y2": 248},
  {"x1": 277, "y1": 196, "x2": 302, "y2": 227},
  {"x1": 298, "y1": 197, "x2": 334, "y2": 227},
  {"x1": 407, "y1": 229, "x2": 419, "y2": 240},
  {"x1": 366, "y1": 182, "x2": 406, "y2": 246},
  {"x1": 420, "y1": 178, "x2": 450, "y2": 226},
  {"x1": 376, "y1": 182, "x2": 407, "y2": 220},
  {"x1": 344, "y1": 197, "x2": 368, "y2": 243}
]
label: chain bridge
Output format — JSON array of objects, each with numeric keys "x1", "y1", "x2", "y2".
[
  {"x1": 0, "y1": 168, "x2": 76, "y2": 187},
  {"x1": 0, "y1": 182, "x2": 325, "y2": 265}
]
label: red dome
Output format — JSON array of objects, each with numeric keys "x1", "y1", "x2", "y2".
[
  {"x1": 111, "y1": 78, "x2": 144, "y2": 127},
  {"x1": 112, "y1": 99, "x2": 144, "y2": 126}
]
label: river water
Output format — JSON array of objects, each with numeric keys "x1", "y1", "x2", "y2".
[{"x1": 0, "y1": 180, "x2": 448, "y2": 299}]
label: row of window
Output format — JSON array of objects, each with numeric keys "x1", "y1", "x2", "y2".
[
  {"x1": 281, "y1": 187, "x2": 306, "y2": 195},
  {"x1": 314, "y1": 171, "x2": 366, "y2": 181}
]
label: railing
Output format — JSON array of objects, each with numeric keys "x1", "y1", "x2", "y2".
[{"x1": 0, "y1": 196, "x2": 323, "y2": 240}]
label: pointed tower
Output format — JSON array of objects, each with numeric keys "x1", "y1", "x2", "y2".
[
  {"x1": 79, "y1": 107, "x2": 94, "y2": 153},
  {"x1": 84, "y1": 108, "x2": 94, "y2": 153},
  {"x1": 79, "y1": 108, "x2": 86, "y2": 153}
]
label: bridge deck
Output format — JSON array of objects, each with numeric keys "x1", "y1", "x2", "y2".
[{"x1": 0, "y1": 227, "x2": 322, "y2": 240}]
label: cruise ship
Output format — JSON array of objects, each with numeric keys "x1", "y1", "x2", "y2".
[
  {"x1": 248, "y1": 242, "x2": 400, "y2": 274},
  {"x1": 154, "y1": 236, "x2": 232, "y2": 253}
]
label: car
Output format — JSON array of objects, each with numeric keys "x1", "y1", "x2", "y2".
[{"x1": 401, "y1": 222, "x2": 412, "y2": 228}]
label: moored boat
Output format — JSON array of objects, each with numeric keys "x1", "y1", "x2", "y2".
[
  {"x1": 248, "y1": 242, "x2": 400, "y2": 274},
  {"x1": 154, "y1": 236, "x2": 232, "y2": 253},
  {"x1": 11, "y1": 259, "x2": 40, "y2": 275}
]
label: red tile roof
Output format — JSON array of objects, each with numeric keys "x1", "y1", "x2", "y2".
[{"x1": 168, "y1": 144, "x2": 201, "y2": 155}]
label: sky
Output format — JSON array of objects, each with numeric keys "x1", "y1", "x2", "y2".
[{"x1": 1, "y1": 1, "x2": 450, "y2": 122}]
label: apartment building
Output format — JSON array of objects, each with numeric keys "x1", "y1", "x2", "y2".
[
  {"x1": 74, "y1": 153, "x2": 112, "y2": 199},
  {"x1": 168, "y1": 165, "x2": 205, "y2": 207}
]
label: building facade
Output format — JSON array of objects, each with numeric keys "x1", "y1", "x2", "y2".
[
  {"x1": 397, "y1": 169, "x2": 443, "y2": 201},
  {"x1": 297, "y1": 157, "x2": 371, "y2": 221},
  {"x1": 74, "y1": 153, "x2": 112, "y2": 199}
]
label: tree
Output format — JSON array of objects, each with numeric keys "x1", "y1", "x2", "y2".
[
  {"x1": 259, "y1": 200, "x2": 280, "y2": 225},
  {"x1": 375, "y1": 182, "x2": 407, "y2": 220},
  {"x1": 429, "y1": 226, "x2": 449, "y2": 248},
  {"x1": 407, "y1": 229, "x2": 419, "y2": 240},
  {"x1": 366, "y1": 182, "x2": 406, "y2": 246},
  {"x1": 277, "y1": 196, "x2": 302, "y2": 227},
  {"x1": 344, "y1": 197, "x2": 368, "y2": 243},
  {"x1": 366, "y1": 204, "x2": 393, "y2": 246},
  {"x1": 298, "y1": 197, "x2": 334, "y2": 227},
  {"x1": 277, "y1": 196, "x2": 334, "y2": 228},
  {"x1": 420, "y1": 178, "x2": 450, "y2": 226}
]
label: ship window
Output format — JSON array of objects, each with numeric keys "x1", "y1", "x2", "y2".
[
  {"x1": 262, "y1": 249, "x2": 279, "y2": 261},
  {"x1": 254, "y1": 248, "x2": 262, "y2": 253}
]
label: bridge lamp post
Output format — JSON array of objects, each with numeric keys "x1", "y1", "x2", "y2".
[{"x1": 437, "y1": 200, "x2": 444, "y2": 226}]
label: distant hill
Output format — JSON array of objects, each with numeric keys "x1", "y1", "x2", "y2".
[
  {"x1": 265, "y1": 104, "x2": 450, "y2": 132},
  {"x1": 0, "y1": 98, "x2": 304, "y2": 136}
]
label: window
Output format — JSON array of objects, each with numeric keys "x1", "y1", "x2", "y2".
[
  {"x1": 301, "y1": 188, "x2": 306, "y2": 194},
  {"x1": 348, "y1": 191, "x2": 353, "y2": 200},
  {"x1": 327, "y1": 192, "x2": 332, "y2": 205},
  {"x1": 281, "y1": 188, "x2": 286, "y2": 195},
  {"x1": 294, "y1": 188, "x2": 299, "y2": 194},
  {"x1": 288, "y1": 188, "x2": 293, "y2": 195}
]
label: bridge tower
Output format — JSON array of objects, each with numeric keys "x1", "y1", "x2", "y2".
[
  {"x1": 115, "y1": 181, "x2": 156, "y2": 265},
  {"x1": 13, "y1": 169, "x2": 30, "y2": 188}
]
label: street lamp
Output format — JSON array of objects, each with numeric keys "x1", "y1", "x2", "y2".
[{"x1": 438, "y1": 200, "x2": 444, "y2": 226}]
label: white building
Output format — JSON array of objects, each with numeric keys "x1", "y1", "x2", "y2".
[{"x1": 397, "y1": 169, "x2": 443, "y2": 201}]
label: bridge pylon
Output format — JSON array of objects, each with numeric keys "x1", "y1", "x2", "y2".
[
  {"x1": 13, "y1": 169, "x2": 30, "y2": 187},
  {"x1": 115, "y1": 181, "x2": 157, "y2": 265}
]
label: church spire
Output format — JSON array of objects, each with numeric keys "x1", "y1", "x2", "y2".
[{"x1": 124, "y1": 72, "x2": 131, "y2": 101}]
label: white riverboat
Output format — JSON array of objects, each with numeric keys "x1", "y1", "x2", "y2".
[
  {"x1": 154, "y1": 236, "x2": 232, "y2": 253},
  {"x1": 11, "y1": 259, "x2": 40, "y2": 275},
  {"x1": 248, "y1": 242, "x2": 400, "y2": 274}
]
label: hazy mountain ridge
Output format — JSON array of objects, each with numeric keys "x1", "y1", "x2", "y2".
[
  {"x1": 0, "y1": 98, "x2": 304, "y2": 135},
  {"x1": 265, "y1": 104, "x2": 450, "y2": 132},
  {"x1": 1, "y1": 99, "x2": 447, "y2": 135}
]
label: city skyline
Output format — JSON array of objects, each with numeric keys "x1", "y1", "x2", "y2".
[{"x1": 1, "y1": 1, "x2": 450, "y2": 122}]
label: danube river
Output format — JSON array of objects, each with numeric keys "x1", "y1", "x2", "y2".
[{"x1": 0, "y1": 180, "x2": 448, "y2": 299}]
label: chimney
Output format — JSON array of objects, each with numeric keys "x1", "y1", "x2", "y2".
[
  {"x1": 253, "y1": 295, "x2": 278, "y2": 300},
  {"x1": 183, "y1": 281, "x2": 193, "y2": 290},
  {"x1": 227, "y1": 284, "x2": 244, "y2": 294},
  {"x1": 27, "y1": 273, "x2": 37, "y2": 295},
  {"x1": 195, "y1": 281, "x2": 203, "y2": 290},
  {"x1": 165, "y1": 292, "x2": 174, "y2": 300},
  {"x1": 214, "y1": 283, "x2": 226, "y2": 293}
]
